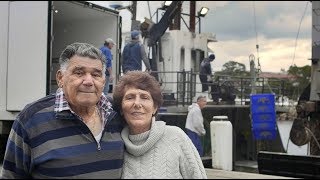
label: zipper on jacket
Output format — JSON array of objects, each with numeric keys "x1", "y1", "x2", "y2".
[{"x1": 96, "y1": 111, "x2": 117, "y2": 150}]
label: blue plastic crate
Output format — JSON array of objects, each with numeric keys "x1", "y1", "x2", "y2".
[
  {"x1": 250, "y1": 93, "x2": 275, "y2": 105},
  {"x1": 250, "y1": 94, "x2": 276, "y2": 114},
  {"x1": 252, "y1": 112, "x2": 276, "y2": 123},
  {"x1": 252, "y1": 122, "x2": 277, "y2": 131},
  {"x1": 253, "y1": 129, "x2": 277, "y2": 140},
  {"x1": 251, "y1": 105, "x2": 276, "y2": 114}
]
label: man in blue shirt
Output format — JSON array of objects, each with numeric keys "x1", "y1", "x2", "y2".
[{"x1": 100, "y1": 38, "x2": 116, "y2": 94}]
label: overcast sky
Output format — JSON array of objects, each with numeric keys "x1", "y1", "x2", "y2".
[{"x1": 90, "y1": 1, "x2": 312, "y2": 73}]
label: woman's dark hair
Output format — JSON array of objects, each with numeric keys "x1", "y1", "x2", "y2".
[{"x1": 113, "y1": 71, "x2": 163, "y2": 115}]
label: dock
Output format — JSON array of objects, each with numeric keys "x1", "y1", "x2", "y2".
[
  {"x1": 205, "y1": 168, "x2": 295, "y2": 179},
  {"x1": 0, "y1": 163, "x2": 296, "y2": 179}
]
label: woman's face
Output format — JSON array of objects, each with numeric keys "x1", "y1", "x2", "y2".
[{"x1": 121, "y1": 87, "x2": 157, "y2": 135}]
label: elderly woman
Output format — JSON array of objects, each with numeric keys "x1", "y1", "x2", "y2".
[{"x1": 113, "y1": 71, "x2": 207, "y2": 179}]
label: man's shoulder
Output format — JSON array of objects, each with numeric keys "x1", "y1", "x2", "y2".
[
  {"x1": 100, "y1": 46, "x2": 110, "y2": 52},
  {"x1": 17, "y1": 94, "x2": 56, "y2": 124}
]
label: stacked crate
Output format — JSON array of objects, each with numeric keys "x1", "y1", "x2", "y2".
[{"x1": 250, "y1": 94, "x2": 277, "y2": 140}]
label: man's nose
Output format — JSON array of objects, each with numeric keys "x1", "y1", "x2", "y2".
[{"x1": 82, "y1": 73, "x2": 94, "y2": 86}]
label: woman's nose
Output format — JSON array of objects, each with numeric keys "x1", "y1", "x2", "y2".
[{"x1": 134, "y1": 98, "x2": 142, "y2": 108}]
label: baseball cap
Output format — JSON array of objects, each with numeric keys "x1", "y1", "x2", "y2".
[
  {"x1": 105, "y1": 38, "x2": 116, "y2": 45},
  {"x1": 131, "y1": 30, "x2": 140, "y2": 39},
  {"x1": 209, "y1": 54, "x2": 215, "y2": 60}
]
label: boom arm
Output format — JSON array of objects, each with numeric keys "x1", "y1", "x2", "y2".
[
  {"x1": 147, "y1": 1, "x2": 183, "y2": 47},
  {"x1": 140, "y1": 1, "x2": 183, "y2": 74}
]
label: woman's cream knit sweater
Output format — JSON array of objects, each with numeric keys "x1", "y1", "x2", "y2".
[{"x1": 121, "y1": 118, "x2": 207, "y2": 179}]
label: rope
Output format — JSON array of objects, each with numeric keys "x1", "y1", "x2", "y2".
[
  {"x1": 291, "y1": 2, "x2": 309, "y2": 67},
  {"x1": 306, "y1": 127, "x2": 320, "y2": 152},
  {"x1": 285, "y1": 125, "x2": 320, "y2": 153}
]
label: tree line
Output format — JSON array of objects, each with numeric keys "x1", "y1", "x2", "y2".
[{"x1": 213, "y1": 61, "x2": 311, "y2": 101}]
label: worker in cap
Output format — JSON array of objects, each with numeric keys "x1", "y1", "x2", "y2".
[
  {"x1": 121, "y1": 30, "x2": 151, "y2": 73},
  {"x1": 209, "y1": 54, "x2": 215, "y2": 61},
  {"x1": 199, "y1": 53, "x2": 215, "y2": 93},
  {"x1": 105, "y1": 38, "x2": 116, "y2": 46},
  {"x1": 131, "y1": 30, "x2": 140, "y2": 40},
  {"x1": 100, "y1": 37, "x2": 116, "y2": 94}
]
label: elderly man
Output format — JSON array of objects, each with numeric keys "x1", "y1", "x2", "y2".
[
  {"x1": 100, "y1": 38, "x2": 116, "y2": 94},
  {"x1": 185, "y1": 95, "x2": 207, "y2": 157},
  {"x1": 0, "y1": 43, "x2": 124, "y2": 179}
]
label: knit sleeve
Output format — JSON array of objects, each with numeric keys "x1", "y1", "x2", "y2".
[
  {"x1": 1, "y1": 119, "x2": 32, "y2": 178},
  {"x1": 175, "y1": 128, "x2": 208, "y2": 179}
]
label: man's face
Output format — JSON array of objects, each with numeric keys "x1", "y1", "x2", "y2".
[
  {"x1": 198, "y1": 98, "x2": 207, "y2": 109},
  {"x1": 108, "y1": 43, "x2": 115, "y2": 49},
  {"x1": 56, "y1": 55, "x2": 105, "y2": 108}
]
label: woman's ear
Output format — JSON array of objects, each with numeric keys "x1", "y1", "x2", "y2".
[{"x1": 152, "y1": 106, "x2": 158, "y2": 116}]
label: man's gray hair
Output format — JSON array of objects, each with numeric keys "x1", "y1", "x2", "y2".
[
  {"x1": 197, "y1": 95, "x2": 206, "y2": 102},
  {"x1": 59, "y1": 42, "x2": 106, "y2": 76}
]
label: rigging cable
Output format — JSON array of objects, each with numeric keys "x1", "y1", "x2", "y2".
[
  {"x1": 252, "y1": 2, "x2": 274, "y2": 94},
  {"x1": 253, "y1": 1, "x2": 261, "y2": 73},
  {"x1": 291, "y1": 1, "x2": 309, "y2": 67},
  {"x1": 147, "y1": 1, "x2": 152, "y2": 19}
]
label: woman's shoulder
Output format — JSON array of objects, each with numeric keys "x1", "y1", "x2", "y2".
[{"x1": 163, "y1": 124, "x2": 189, "y2": 141}]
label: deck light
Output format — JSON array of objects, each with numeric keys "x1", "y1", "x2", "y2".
[
  {"x1": 198, "y1": 7, "x2": 209, "y2": 17},
  {"x1": 164, "y1": 1, "x2": 172, "y2": 7}
]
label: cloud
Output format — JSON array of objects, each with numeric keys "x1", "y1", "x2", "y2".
[
  {"x1": 201, "y1": 1, "x2": 311, "y2": 40},
  {"x1": 89, "y1": 1, "x2": 313, "y2": 73},
  {"x1": 208, "y1": 36, "x2": 311, "y2": 73}
]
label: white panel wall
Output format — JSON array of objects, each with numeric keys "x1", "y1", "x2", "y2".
[
  {"x1": 0, "y1": 2, "x2": 9, "y2": 111},
  {"x1": 0, "y1": 2, "x2": 18, "y2": 120},
  {"x1": 7, "y1": 1, "x2": 48, "y2": 111}
]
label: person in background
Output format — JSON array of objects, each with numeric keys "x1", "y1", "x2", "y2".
[
  {"x1": 100, "y1": 38, "x2": 116, "y2": 94},
  {"x1": 185, "y1": 95, "x2": 208, "y2": 157},
  {"x1": 113, "y1": 71, "x2": 207, "y2": 179},
  {"x1": 199, "y1": 53, "x2": 215, "y2": 92},
  {"x1": 0, "y1": 42, "x2": 125, "y2": 179},
  {"x1": 121, "y1": 30, "x2": 151, "y2": 73}
]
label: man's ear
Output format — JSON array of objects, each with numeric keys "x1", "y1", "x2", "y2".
[
  {"x1": 56, "y1": 70, "x2": 63, "y2": 88},
  {"x1": 103, "y1": 76, "x2": 106, "y2": 86}
]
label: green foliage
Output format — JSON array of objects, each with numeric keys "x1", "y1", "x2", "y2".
[
  {"x1": 215, "y1": 60, "x2": 250, "y2": 77},
  {"x1": 286, "y1": 64, "x2": 311, "y2": 100},
  {"x1": 213, "y1": 61, "x2": 311, "y2": 101}
]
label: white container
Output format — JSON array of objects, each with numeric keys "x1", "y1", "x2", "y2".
[{"x1": 210, "y1": 116, "x2": 233, "y2": 171}]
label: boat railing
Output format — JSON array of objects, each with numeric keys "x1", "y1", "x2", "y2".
[{"x1": 148, "y1": 70, "x2": 293, "y2": 107}]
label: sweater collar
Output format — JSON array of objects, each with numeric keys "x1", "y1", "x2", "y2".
[{"x1": 121, "y1": 117, "x2": 166, "y2": 156}]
